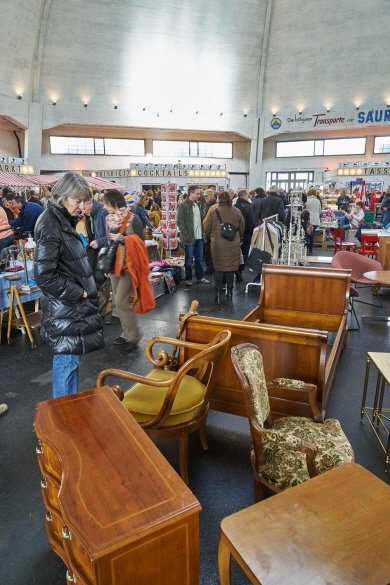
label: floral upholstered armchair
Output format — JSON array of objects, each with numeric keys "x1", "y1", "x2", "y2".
[{"x1": 231, "y1": 344, "x2": 354, "y2": 502}]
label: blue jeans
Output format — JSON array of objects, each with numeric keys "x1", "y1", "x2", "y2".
[
  {"x1": 0, "y1": 233, "x2": 15, "y2": 251},
  {"x1": 184, "y1": 239, "x2": 204, "y2": 281},
  {"x1": 338, "y1": 216, "x2": 351, "y2": 239},
  {"x1": 52, "y1": 354, "x2": 81, "y2": 399},
  {"x1": 382, "y1": 210, "x2": 390, "y2": 228}
]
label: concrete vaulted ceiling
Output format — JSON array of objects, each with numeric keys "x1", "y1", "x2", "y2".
[{"x1": 0, "y1": 0, "x2": 389, "y2": 135}]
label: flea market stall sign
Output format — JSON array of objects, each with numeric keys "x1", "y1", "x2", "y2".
[
  {"x1": 266, "y1": 108, "x2": 390, "y2": 137},
  {"x1": 337, "y1": 162, "x2": 390, "y2": 176},
  {"x1": 0, "y1": 163, "x2": 34, "y2": 174},
  {"x1": 83, "y1": 165, "x2": 227, "y2": 179}
]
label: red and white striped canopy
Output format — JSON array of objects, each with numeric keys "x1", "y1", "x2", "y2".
[
  {"x1": 86, "y1": 176, "x2": 126, "y2": 191},
  {"x1": 0, "y1": 173, "x2": 38, "y2": 187},
  {"x1": 29, "y1": 175, "x2": 59, "y2": 186}
]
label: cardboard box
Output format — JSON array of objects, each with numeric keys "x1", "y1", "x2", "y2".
[{"x1": 314, "y1": 229, "x2": 326, "y2": 242}]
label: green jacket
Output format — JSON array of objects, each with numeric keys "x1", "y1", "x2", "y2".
[{"x1": 177, "y1": 198, "x2": 206, "y2": 245}]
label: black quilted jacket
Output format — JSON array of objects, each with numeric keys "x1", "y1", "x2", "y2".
[{"x1": 34, "y1": 203, "x2": 104, "y2": 355}]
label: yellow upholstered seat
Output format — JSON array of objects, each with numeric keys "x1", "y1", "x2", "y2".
[
  {"x1": 97, "y1": 328, "x2": 231, "y2": 484},
  {"x1": 123, "y1": 369, "x2": 206, "y2": 426}
]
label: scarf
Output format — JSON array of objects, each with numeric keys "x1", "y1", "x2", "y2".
[{"x1": 106, "y1": 207, "x2": 130, "y2": 230}]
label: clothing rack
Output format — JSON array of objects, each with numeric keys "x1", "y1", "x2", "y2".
[{"x1": 245, "y1": 213, "x2": 279, "y2": 294}]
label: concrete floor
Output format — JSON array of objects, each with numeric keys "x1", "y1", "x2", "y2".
[{"x1": 1, "y1": 255, "x2": 390, "y2": 585}]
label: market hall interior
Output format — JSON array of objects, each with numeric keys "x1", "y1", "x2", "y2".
[{"x1": 1, "y1": 1, "x2": 390, "y2": 584}]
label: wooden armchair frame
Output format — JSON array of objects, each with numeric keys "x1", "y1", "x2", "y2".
[{"x1": 97, "y1": 329, "x2": 231, "y2": 484}]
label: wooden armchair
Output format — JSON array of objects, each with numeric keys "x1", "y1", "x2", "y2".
[
  {"x1": 97, "y1": 329, "x2": 231, "y2": 484},
  {"x1": 231, "y1": 343, "x2": 354, "y2": 502}
]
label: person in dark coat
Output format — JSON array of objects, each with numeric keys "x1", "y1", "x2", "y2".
[
  {"x1": 251, "y1": 187, "x2": 266, "y2": 223},
  {"x1": 34, "y1": 171, "x2": 104, "y2": 398},
  {"x1": 204, "y1": 191, "x2": 245, "y2": 304},
  {"x1": 132, "y1": 194, "x2": 154, "y2": 229},
  {"x1": 258, "y1": 185, "x2": 286, "y2": 224},
  {"x1": 82, "y1": 197, "x2": 111, "y2": 316},
  {"x1": 234, "y1": 189, "x2": 256, "y2": 277},
  {"x1": 10, "y1": 195, "x2": 44, "y2": 235}
]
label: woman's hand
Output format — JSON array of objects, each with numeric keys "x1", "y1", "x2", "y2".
[
  {"x1": 109, "y1": 233, "x2": 121, "y2": 242},
  {"x1": 82, "y1": 290, "x2": 88, "y2": 298}
]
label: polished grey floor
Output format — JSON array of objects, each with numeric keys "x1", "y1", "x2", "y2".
[{"x1": 1, "y1": 256, "x2": 390, "y2": 585}]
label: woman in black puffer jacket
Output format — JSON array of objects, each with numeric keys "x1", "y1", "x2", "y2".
[{"x1": 34, "y1": 172, "x2": 104, "y2": 398}]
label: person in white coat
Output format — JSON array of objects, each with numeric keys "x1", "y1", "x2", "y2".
[{"x1": 305, "y1": 188, "x2": 322, "y2": 254}]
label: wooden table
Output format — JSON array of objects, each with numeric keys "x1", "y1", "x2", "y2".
[
  {"x1": 218, "y1": 463, "x2": 390, "y2": 585},
  {"x1": 362, "y1": 271, "x2": 390, "y2": 322},
  {"x1": 361, "y1": 352, "x2": 390, "y2": 471}
]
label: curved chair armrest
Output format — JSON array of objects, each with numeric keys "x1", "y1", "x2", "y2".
[
  {"x1": 267, "y1": 382, "x2": 323, "y2": 422},
  {"x1": 97, "y1": 368, "x2": 176, "y2": 388},
  {"x1": 145, "y1": 336, "x2": 211, "y2": 368},
  {"x1": 261, "y1": 428, "x2": 318, "y2": 477}
]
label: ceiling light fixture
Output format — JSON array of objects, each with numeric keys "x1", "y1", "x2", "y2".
[
  {"x1": 326, "y1": 108, "x2": 330, "y2": 112},
  {"x1": 298, "y1": 110, "x2": 302, "y2": 115},
  {"x1": 387, "y1": 103, "x2": 390, "y2": 108},
  {"x1": 143, "y1": 107, "x2": 146, "y2": 111},
  {"x1": 196, "y1": 111, "x2": 199, "y2": 114},
  {"x1": 220, "y1": 112, "x2": 223, "y2": 116},
  {"x1": 84, "y1": 103, "x2": 88, "y2": 108},
  {"x1": 17, "y1": 94, "x2": 23, "y2": 100},
  {"x1": 244, "y1": 113, "x2": 247, "y2": 117},
  {"x1": 170, "y1": 109, "x2": 173, "y2": 113},
  {"x1": 272, "y1": 112, "x2": 276, "y2": 117},
  {"x1": 52, "y1": 101, "x2": 57, "y2": 105},
  {"x1": 356, "y1": 106, "x2": 359, "y2": 110},
  {"x1": 114, "y1": 105, "x2": 118, "y2": 109}
]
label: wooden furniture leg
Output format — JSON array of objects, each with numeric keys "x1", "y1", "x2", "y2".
[{"x1": 218, "y1": 536, "x2": 232, "y2": 585}]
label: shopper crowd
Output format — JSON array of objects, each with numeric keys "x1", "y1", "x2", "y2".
[{"x1": 3, "y1": 176, "x2": 384, "y2": 410}]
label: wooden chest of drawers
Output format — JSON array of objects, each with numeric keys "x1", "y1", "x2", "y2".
[{"x1": 34, "y1": 386, "x2": 201, "y2": 585}]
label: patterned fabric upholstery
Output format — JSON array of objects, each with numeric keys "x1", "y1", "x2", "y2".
[
  {"x1": 272, "y1": 378, "x2": 305, "y2": 389},
  {"x1": 252, "y1": 416, "x2": 354, "y2": 491},
  {"x1": 236, "y1": 345, "x2": 354, "y2": 493},
  {"x1": 237, "y1": 347, "x2": 270, "y2": 425}
]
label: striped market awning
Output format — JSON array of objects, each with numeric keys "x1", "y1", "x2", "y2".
[
  {"x1": 29, "y1": 175, "x2": 60, "y2": 186},
  {"x1": 86, "y1": 176, "x2": 126, "y2": 191},
  {"x1": 0, "y1": 173, "x2": 39, "y2": 187}
]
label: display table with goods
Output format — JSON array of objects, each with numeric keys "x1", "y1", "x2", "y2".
[
  {"x1": 34, "y1": 385, "x2": 201, "y2": 585},
  {"x1": 0, "y1": 256, "x2": 41, "y2": 345}
]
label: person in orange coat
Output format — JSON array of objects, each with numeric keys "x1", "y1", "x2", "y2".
[{"x1": 104, "y1": 190, "x2": 155, "y2": 350}]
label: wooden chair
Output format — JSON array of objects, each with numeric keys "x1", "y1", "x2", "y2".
[
  {"x1": 359, "y1": 234, "x2": 379, "y2": 258},
  {"x1": 97, "y1": 329, "x2": 231, "y2": 484},
  {"x1": 333, "y1": 227, "x2": 357, "y2": 254},
  {"x1": 231, "y1": 343, "x2": 354, "y2": 502}
]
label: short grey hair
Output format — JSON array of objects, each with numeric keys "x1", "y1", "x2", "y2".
[
  {"x1": 237, "y1": 189, "x2": 248, "y2": 198},
  {"x1": 269, "y1": 184, "x2": 279, "y2": 193},
  {"x1": 51, "y1": 172, "x2": 91, "y2": 207}
]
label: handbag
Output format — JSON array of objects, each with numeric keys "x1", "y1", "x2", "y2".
[
  {"x1": 97, "y1": 213, "x2": 130, "y2": 273},
  {"x1": 215, "y1": 208, "x2": 238, "y2": 241},
  {"x1": 246, "y1": 248, "x2": 272, "y2": 273}
]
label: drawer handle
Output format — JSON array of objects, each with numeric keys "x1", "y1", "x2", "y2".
[
  {"x1": 46, "y1": 511, "x2": 52, "y2": 522},
  {"x1": 66, "y1": 569, "x2": 77, "y2": 583},
  {"x1": 36, "y1": 445, "x2": 43, "y2": 455},
  {"x1": 62, "y1": 526, "x2": 72, "y2": 540},
  {"x1": 41, "y1": 477, "x2": 48, "y2": 489}
]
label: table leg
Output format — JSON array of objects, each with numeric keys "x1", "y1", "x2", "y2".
[
  {"x1": 376, "y1": 377, "x2": 386, "y2": 429},
  {"x1": 361, "y1": 356, "x2": 371, "y2": 421},
  {"x1": 218, "y1": 536, "x2": 232, "y2": 585},
  {"x1": 372, "y1": 371, "x2": 382, "y2": 424},
  {"x1": 386, "y1": 432, "x2": 390, "y2": 473}
]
